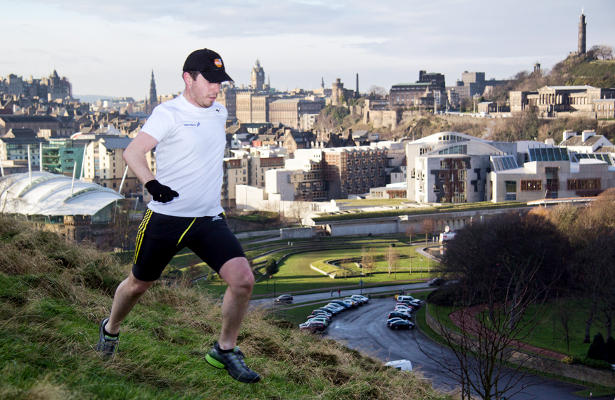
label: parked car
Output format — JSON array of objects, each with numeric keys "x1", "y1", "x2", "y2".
[
  {"x1": 385, "y1": 359, "x2": 413, "y2": 371},
  {"x1": 396, "y1": 295, "x2": 422, "y2": 304},
  {"x1": 330, "y1": 299, "x2": 355, "y2": 309},
  {"x1": 343, "y1": 297, "x2": 360, "y2": 307},
  {"x1": 388, "y1": 311, "x2": 412, "y2": 320},
  {"x1": 328, "y1": 300, "x2": 351, "y2": 310},
  {"x1": 387, "y1": 318, "x2": 415, "y2": 330},
  {"x1": 350, "y1": 294, "x2": 369, "y2": 304},
  {"x1": 299, "y1": 320, "x2": 326, "y2": 332},
  {"x1": 312, "y1": 309, "x2": 333, "y2": 318},
  {"x1": 307, "y1": 313, "x2": 331, "y2": 322},
  {"x1": 428, "y1": 277, "x2": 445, "y2": 287},
  {"x1": 274, "y1": 294, "x2": 293, "y2": 304},
  {"x1": 394, "y1": 305, "x2": 414, "y2": 314},
  {"x1": 324, "y1": 303, "x2": 344, "y2": 313},
  {"x1": 306, "y1": 316, "x2": 330, "y2": 326},
  {"x1": 397, "y1": 298, "x2": 422, "y2": 308}
]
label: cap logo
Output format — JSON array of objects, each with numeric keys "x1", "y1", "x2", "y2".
[{"x1": 214, "y1": 58, "x2": 223, "y2": 68}]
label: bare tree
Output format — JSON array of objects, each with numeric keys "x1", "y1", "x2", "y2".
[
  {"x1": 361, "y1": 246, "x2": 374, "y2": 276},
  {"x1": 386, "y1": 245, "x2": 399, "y2": 278},
  {"x1": 422, "y1": 218, "x2": 436, "y2": 244},
  {"x1": 427, "y1": 258, "x2": 548, "y2": 400},
  {"x1": 422, "y1": 213, "x2": 569, "y2": 400},
  {"x1": 589, "y1": 45, "x2": 614, "y2": 60}
]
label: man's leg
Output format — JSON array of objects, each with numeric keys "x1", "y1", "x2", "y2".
[
  {"x1": 217, "y1": 257, "x2": 254, "y2": 350},
  {"x1": 105, "y1": 272, "x2": 155, "y2": 334},
  {"x1": 205, "y1": 256, "x2": 260, "y2": 383}
]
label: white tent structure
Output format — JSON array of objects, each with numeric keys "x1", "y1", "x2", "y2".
[{"x1": 0, "y1": 171, "x2": 123, "y2": 219}]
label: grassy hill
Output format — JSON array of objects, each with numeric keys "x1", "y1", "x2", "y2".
[{"x1": 0, "y1": 216, "x2": 447, "y2": 400}]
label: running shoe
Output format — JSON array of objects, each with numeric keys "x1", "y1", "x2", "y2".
[
  {"x1": 205, "y1": 342, "x2": 260, "y2": 383},
  {"x1": 96, "y1": 318, "x2": 119, "y2": 358}
]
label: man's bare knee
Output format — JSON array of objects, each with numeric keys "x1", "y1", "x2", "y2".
[
  {"x1": 126, "y1": 273, "x2": 154, "y2": 295},
  {"x1": 221, "y1": 258, "x2": 254, "y2": 294}
]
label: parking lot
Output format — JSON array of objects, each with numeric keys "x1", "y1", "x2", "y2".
[{"x1": 324, "y1": 298, "x2": 586, "y2": 400}]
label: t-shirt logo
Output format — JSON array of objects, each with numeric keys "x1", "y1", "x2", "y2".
[{"x1": 183, "y1": 121, "x2": 201, "y2": 127}]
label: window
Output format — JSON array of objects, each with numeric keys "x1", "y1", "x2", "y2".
[
  {"x1": 521, "y1": 180, "x2": 542, "y2": 191},
  {"x1": 567, "y1": 178, "x2": 600, "y2": 191},
  {"x1": 505, "y1": 180, "x2": 516, "y2": 201}
]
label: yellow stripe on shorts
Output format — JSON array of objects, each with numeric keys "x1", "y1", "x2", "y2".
[
  {"x1": 133, "y1": 209, "x2": 153, "y2": 264},
  {"x1": 176, "y1": 217, "x2": 196, "y2": 246}
]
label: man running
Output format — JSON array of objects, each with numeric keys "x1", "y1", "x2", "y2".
[{"x1": 96, "y1": 48, "x2": 260, "y2": 384}]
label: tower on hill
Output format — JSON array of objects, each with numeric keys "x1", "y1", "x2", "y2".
[{"x1": 578, "y1": 11, "x2": 586, "y2": 55}]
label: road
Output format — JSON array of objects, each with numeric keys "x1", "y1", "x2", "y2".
[
  {"x1": 323, "y1": 298, "x2": 587, "y2": 400},
  {"x1": 250, "y1": 281, "x2": 430, "y2": 308}
]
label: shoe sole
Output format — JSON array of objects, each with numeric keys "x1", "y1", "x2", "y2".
[
  {"x1": 205, "y1": 353, "x2": 225, "y2": 369},
  {"x1": 205, "y1": 353, "x2": 260, "y2": 383}
]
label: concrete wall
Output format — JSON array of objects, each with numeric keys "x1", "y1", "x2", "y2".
[{"x1": 280, "y1": 227, "x2": 315, "y2": 239}]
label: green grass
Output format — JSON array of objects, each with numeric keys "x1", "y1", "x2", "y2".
[
  {"x1": 0, "y1": 216, "x2": 448, "y2": 400},
  {"x1": 510, "y1": 298, "x2": 610, "y2": 360},
  {"x1": 312, "y1": 201, "x2": 528, "y2": 222}
]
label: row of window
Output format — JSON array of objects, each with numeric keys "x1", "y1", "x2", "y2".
[{"x1": 507, "y1": 178, "x2": 601, "y2": 192}]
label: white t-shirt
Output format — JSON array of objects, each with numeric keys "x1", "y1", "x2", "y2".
[{"x1": 141, "y1": 94, "x2": 227, "y2": 217}]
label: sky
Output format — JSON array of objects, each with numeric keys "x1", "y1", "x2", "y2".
[{"x1": 2, "y1": 0, "x2": 614, "y2": 100}]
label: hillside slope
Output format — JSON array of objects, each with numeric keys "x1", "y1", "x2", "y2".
[{"x1": 0, "y1": 216, "x2": 448, "y2": 400}]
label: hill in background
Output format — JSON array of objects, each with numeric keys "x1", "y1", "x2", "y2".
[{"x1": 0, "y1": 216, "x2": 447, "y2": 400}]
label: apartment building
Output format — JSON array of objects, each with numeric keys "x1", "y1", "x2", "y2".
[
  {"x1": 222, "y1": 156, "x2": 249, "y2": 206},
  {"x1": 323, "y1": 146, "x2": 387, "y2": 198},
  {"x1": 0, "y1": 128, "x2": 46, "y2": 168},
  {"x1": 248, "y1": 154, "x2": 285, "y2": 188},
  {"x1": 82, "y1": 137, "x2": 144, "y2": 195}
]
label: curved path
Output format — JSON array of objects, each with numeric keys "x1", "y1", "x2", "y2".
[{"x1": 323, "y1": 298, "x2": 587, "y2": 400}]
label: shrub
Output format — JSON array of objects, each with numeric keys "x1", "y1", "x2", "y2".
[
  {"x1": 587, "y1": 332, "x2": 607, "y2": 361},
  {"x1": 605, "y1": 336, "x2": 615, "y2": 364}
]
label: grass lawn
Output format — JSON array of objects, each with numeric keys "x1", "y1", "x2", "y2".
[{"x1": 513, "y1": 298, "x2": 610, "y2": 360}]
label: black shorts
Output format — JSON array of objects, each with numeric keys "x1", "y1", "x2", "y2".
[{"x1": 132, "y1": 209, "x2": 246, "y2": 282}]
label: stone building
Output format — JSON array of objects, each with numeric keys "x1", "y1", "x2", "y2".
[
  {"x1": 389, "y1": 70, "x2": 446, "y2": 110},
  {"x1": 268, "y1": 98, "x2": 324, "y2": 129},
  {"x1": 235, "y1": 91, "x2": 269, "y2": 123},
  {"x1": 251, "y1": 60, "x2": 265, "y2": 91},
  {"x1": 509, "y1": 85, "x2": 615, "y2": 118},
  {"x1": 0, "y1": 115, "x2": 62, "y2": 136}
]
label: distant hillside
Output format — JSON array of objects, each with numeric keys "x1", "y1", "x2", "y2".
[
  {"x1": 489, "y1": 55, "x2": 615, "y2": 103},
  {"x1": 0, "y1": 216, "x2": 447, "y2": 400},
  {"x1": 564, "y1": 59, "x2": 615, "y2": 88}
]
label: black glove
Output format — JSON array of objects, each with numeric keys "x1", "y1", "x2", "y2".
[{"x1": 145, "y1": 180, "x2": 179, "y2": 203}]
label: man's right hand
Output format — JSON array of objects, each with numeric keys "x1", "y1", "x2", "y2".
[{"x1": 145, "y1": 180, "x2": 179, "y2": 203}]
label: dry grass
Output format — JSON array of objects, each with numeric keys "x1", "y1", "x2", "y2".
[{"x1": 0, "y1": 216, "x2": 449, "y2": 400}]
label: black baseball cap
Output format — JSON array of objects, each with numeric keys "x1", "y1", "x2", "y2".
[{"x1": 183, "y1": 48, "x2": 233, "y2": 83}]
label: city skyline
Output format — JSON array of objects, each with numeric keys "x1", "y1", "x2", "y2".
[{"x1": 2, "y1": 0, "x2": 614, "y2": 100}]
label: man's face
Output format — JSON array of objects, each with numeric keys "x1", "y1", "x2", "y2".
[{"x1": 185, "y1": 72, "x2": 221, "y2": 108}]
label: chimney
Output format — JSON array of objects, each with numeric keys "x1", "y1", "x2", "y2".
[
  {"x1": 562, "y1": 130, "x2": 576, "y2": 142},
  {"x1": 581, "y1": 130, "x2": 595, "y2": 142}
]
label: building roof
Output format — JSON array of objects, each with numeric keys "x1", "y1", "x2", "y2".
[
  {"x1": 0, "y1": 115, "x2": 60, "y2": 123},
  {"x1": 102, "y1": 137, "x2": 132, "y2": 150},
  {"x1": 561, "y1": 135, "x2": 604, "y2": 146},
  {"x1": 0, "y1": 171, "x2": 123, "y2": 216}
]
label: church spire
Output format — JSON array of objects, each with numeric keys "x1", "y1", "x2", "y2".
[{"x1": 148, "y1": 70, "x2": 158, "y2": 113}]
